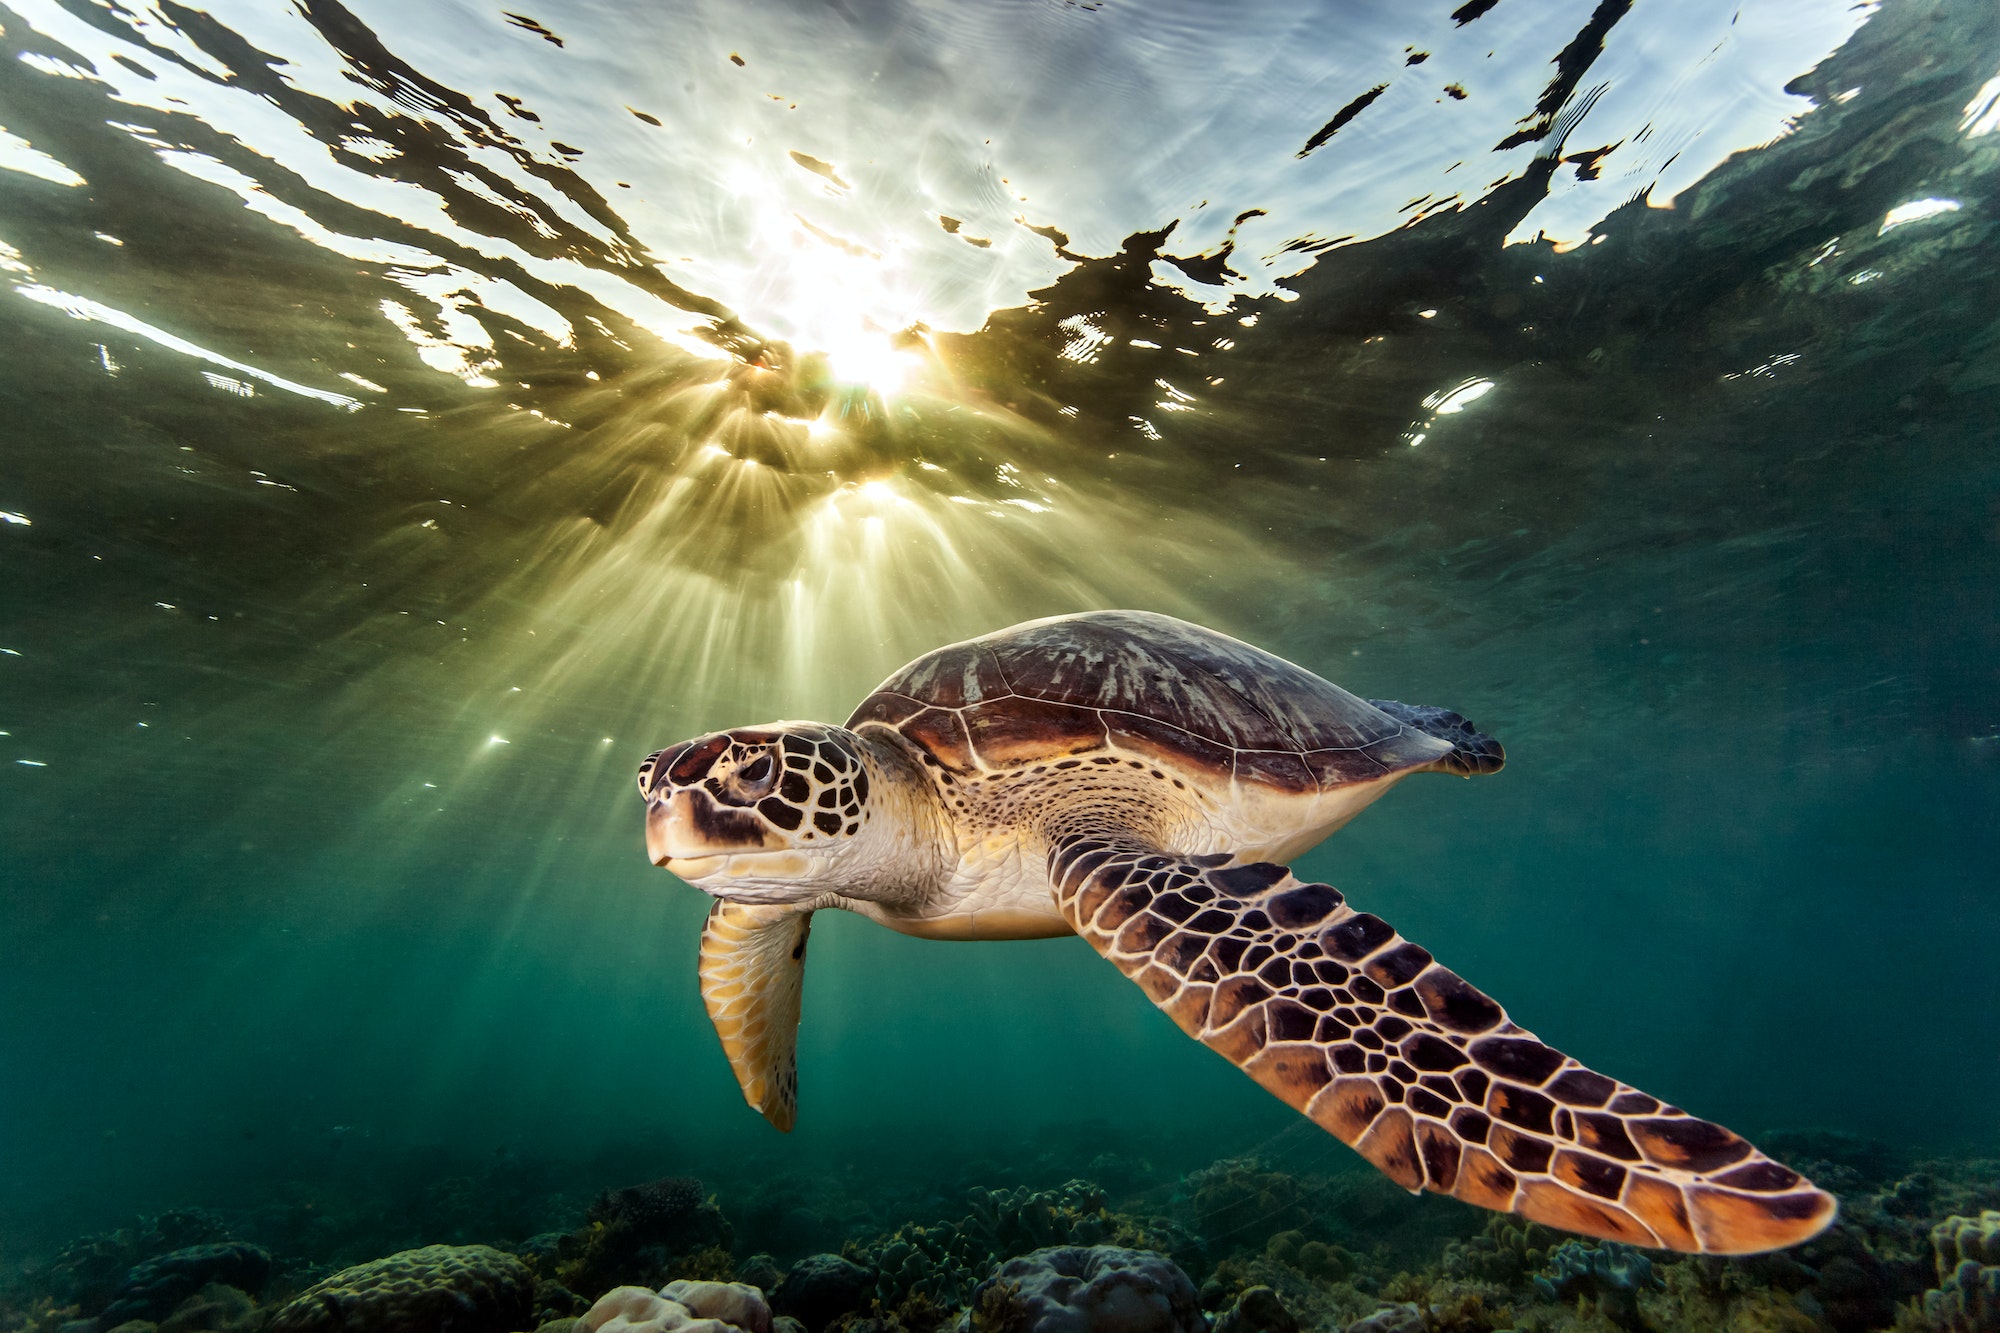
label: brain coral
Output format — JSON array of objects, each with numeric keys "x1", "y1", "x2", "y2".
[
  {"x1": 264, "y1": 1243, "x2": 533, "y2": 1333},
  {"x1": 967, "y1": 1246, "x2": 1203, "y2": 1333},
  {"x1": 579, "y1": 1280, "x2": 772, "y2": 1333},
  {"x1": 661, "y1": 1280, "x2": 773, "y2": 1333}
]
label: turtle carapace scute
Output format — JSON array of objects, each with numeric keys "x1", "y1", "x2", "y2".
[{"x1": 636, "y1": 610, "x2": 1834, "y2": 1256}]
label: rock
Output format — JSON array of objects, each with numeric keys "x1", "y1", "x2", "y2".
[
  {"x1": 99, "y1": 1245, "x2": 274, "y2": 1327},
  {"x1": 966, "y1": 1246, "x2": 1202, "y2": 1333},
  {"x1": 771, "y1": 1255, "x2": 873, "y2": 1333},
  {"x1": 265, "y1": 1243, "x2": 535, "y2": 1333}
]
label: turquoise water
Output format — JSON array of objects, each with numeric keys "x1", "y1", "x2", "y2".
[{"x1": 1, "y1": 0, "x2": 1997, "y2": 1322}]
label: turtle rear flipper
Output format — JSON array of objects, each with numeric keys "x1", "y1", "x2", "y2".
[
  {"x1": 1367, "y1": 699, "x2": 1505, "y2": 776},
  {"x1": 697, "y1": 901, "x2": 812, "y2": 1131},
  {"x1": 1047, "y1": 835, "x2": 1834, "y2": 1255}
]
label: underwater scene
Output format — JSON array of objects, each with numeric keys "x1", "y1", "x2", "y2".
[{"x1": 2, "y1": 0, "x2": 1998, "y2": 1331}]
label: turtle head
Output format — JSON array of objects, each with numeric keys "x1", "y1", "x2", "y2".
[{"x1": 637, "y1": 722, "x2": 879, "y2": 898}]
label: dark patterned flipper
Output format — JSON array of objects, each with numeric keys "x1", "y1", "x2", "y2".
[
  {"x1": 1049, "y1": 837, "x2": 1835, "y2": 1254},
  {"x1": 697, "y1": 900, "x2": 811, "y2": 1131}
]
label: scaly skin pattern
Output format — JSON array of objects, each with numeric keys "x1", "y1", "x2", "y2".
[{"x1": 1046, "y1": 834, "x2": 1837, "y2": 1255}]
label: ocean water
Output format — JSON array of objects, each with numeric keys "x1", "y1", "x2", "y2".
[{"x1": 1, "y1": 0, "x2": 1997, "y2": 1327}]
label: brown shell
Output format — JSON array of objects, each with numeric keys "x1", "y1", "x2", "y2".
[{"x1": 845, "y1": 610, "x2": 1452, "y2": 792}]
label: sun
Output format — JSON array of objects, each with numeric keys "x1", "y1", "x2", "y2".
[
  {"x1": 820, "y1": 320, "x2": 917, "y2": 393},
  {"x1": 715, "y1": 171, "x2": 931, "y2": 395}
]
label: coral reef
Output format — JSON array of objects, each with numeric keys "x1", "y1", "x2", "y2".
[
  {"x1": 965, "y1": 1185, "x2": 1119, "y2": 1261},
  {"x1": 1342, "y1": 1305, "x2": 1422, "y2": 1333},
  {"x1": 770, "y1": 1255, "x2": 873, "y2": 1333},
  {"x1": 1182, "y1": 1163, "x2": 1309, "y2": 1258},
  {"x1": 857, "y1": 1221, "x2": 986, "y2": 1310},
  {"x1": 38, "y1": 1212, "x2": 233, "y2": 1318},
  {"x1": 5, "y1": 1141, "x2": 1999, "y2": 1333},
  {"x1": 737, "y1": 1257, "x2": 785, "y2": 1295},
  {"x1": 579, "y1": 1280, "x2": 773, "y2": 1333},
  {"x1": 965, "y1": 1247, "x2": 1203, "y2": 1333},
  {"x1": 852, "y1": 1181, "x2": 1146, "y2": 1311},
  {"x1": 156, "y1": 1279, "x2": 262, "y2": 1333},
  {"x1": 1211, "y1": 1285, "x2": 1297, "y2": 1333},
  {"x1": 1532, "y1": 1240, "x2": 1662, "y2": 1329},
  {"x1": 264, "y1": 1243, "x2": 534, "y2": 1333},
  {"x1": 1442, "y1": 1217, "x2": 1561, "y2": 1289},
  {"x1": 1369, "y1": 1271, "x2": 1514, "y2": 1333},
  {"x1": 1260, "y1": 1232, "x2": 1351, "y2": 1286},
  {"x1": 1921, "y1": 1211, "x2": 2000, "y2": 1333},
  {"x1": 551, "y1": 1178, "x2": 735, "y2": 1299},
  {"x1": 661, "y1": 1280, "x2": 773, "y2": 1333},
  {"x1": 96, "y1": 1244, "x2": 273, "y2": 1328},
  {"x1": 1791, "y1": 1226, "x2": 1900, "y2": 1333},
  {"x1": 1634, "y1": 1258, "x2": 1820, "y2": 1333},
  {"x1": 1763, "y1": 1132, "x2": 1903, "y2": 1199},
  {"x1": 1199, "y1": 1232, "x2": 1374, "y2": 1333}
]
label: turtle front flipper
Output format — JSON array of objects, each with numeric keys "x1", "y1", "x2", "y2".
[
  {"x1": 1048, "y1": 836, "x2": 1835, "y2": 1255},
  {"x1": 697, "y1": 900, "x2": 812, "y2": 1131}
]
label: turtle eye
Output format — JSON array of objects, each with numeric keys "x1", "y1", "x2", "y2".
[{"x1": 730, "y1": 751, "x2": 778, "y2": 799}]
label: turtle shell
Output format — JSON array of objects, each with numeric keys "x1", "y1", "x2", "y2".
[{"x1": 845, "y1": 610, "x2": 1458, "y2": 792}]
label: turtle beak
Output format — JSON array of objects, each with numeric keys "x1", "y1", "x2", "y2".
[
  {"x1": 644, "y1": 794, "x2": 680, "y2": 868},
  {"x1": 645, "y1": 789, "x2": 780, "y2": 876}
]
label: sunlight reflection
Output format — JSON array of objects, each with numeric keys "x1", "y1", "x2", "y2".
[
  {"x1": 0, "y1": 127, "x2": 85, "y2": 187},
  {"x1": 11, "y1": 280, "x2": 364, "y2": 410},
  {"x1": 714, "y1": 166, "x2": 935, "y2": 393},
  {"x1": 1963, "y1": 74, "x2": 2000, "y2": 136},
  {"x1": 1879, "y1": 198, "x2": 1962, "y2": 234}
]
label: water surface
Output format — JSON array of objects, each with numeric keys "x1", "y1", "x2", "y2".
[{"x1": 1, "y1": 0, "x2": 1997, "y2": 1261}]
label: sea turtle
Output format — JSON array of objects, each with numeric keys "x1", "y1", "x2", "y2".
[{"x1": 636, "y1": 610, "x2": 1833, "y2": 1255}]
